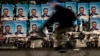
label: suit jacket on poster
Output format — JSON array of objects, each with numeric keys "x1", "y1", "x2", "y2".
[
  {"x1": 41, "y1": 15, "x2": 50, "y2": 18},
  {"x1": 15, "y1": 32, "x2": 24, "y2": 35},
  {"x1": 77, "y1": 14, "x2": 86, "y2": 17},
  {"x1": 90, "y1": 28, "x2": 98, "y2": 31},
  {"x1": 90, "y1": 13, "x2": 98, "y2": 16},
  {"x1": 30, "y1": 16, "x2": 38, "y2": 18},
  {"x1": 16, "y1": 15, "x2": 25, "y2": 18},
  {"x1": 3, "y1": 32, "x2": 12, "y2": 35},
  {"x1": 1, "y1": 15, "x2": 10, "y2": 18}
]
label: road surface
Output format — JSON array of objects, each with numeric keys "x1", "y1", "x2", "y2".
[{"x1": 0, "y1": 48, "x2": 100, "y2": 56}]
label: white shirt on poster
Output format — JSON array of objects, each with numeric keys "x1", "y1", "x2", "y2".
[
  {"x1": 16, "y1": 17, "x2": 28, "y2": 20},
  {"x1": 31, "y1": 17, "x2": 41, "y2": 20},
  {"x1": 42, "y1": 17, "x2": 49, "y2": 20},
  {"x1": 2, "y1": 17, "x2": 13, "y2": 21},
  {"x1": 79, "y1": 16, "x2": 89, "y2": 22}
]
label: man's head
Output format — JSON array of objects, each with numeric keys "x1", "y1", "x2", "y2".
[
  {"x1": 18, "y1": 8, "x2": 23, "y2": 16},
  {"x1": 32, "y1": 24, "x2": 37, "y2": 31},
  {"x1": 3, "y1": 8, "x2": 8, "y2": 16},
  {"x1": 92, "y1": 21, "x2": 97, "y2": 28},
  {"x1": 5, "y1": 25, "x2": 10, "y2": 32},
  {"x1": 91, "y1": 6, "x2": 96, "y2": 13},
  {"x1": 31, "y1": 9, "x2": 37, "y2": 16},
  {"x1": 79, "y1": 7, "x2": 84, "y2": 14},
  {"x1": 43, "y1": 8, "x2": 48, "y2": 15},
  {"x1": 67, "y1": 6, "x2": 72, "y2": 11},
  {"x1": 17, "y1": 25, "x2": 22, "y2": 32}
]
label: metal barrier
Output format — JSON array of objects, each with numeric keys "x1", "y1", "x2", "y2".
[{"x1": 0, "y1": 32, "x2": 100, "y2": 49}]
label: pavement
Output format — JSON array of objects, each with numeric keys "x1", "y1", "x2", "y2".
[{"x1": 0, "y1": 48, "x2": 100, "y2": 56}]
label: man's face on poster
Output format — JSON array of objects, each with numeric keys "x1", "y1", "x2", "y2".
[
  {"x1": 32, "y1": 9, "x2": 36, "y2": 16},
  {"x1": 43, "y1": 8, "x2": 48, "y2": 15},
  {"x1": 79, "y1": 7, "x2": 84, "y2": 14},
  {"x1": 5, "y1": 26, "x2": 10, "y2": 32},
  {"x1": 32, "y1": 25, "x2": 37, "y2": 31},
  {"x1": 17, "y1": 26, "x2": 22, "y2": 32},
  {"x1": 92, "y1": 22, "x2": 97, "y2": 28},
  {"x1": 91, "y1": 7, "x2": 96, "y2": 13},
  {"x1": 18, "y1": 8, "x2": 23, "y2": 16},
  {"x1": 3, "y1": 9, "x2": 8, "y2": 16}
]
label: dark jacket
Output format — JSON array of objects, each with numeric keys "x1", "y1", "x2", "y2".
[
  {"x1": 90, "y1": 13, "x2": 98, "y2": 16},
  {"x1": 30, "y1": 31, "x2": 39, "y2": 34},
  {"x1": 77, "y1": 14, "x2": 86, "y2": 17},
  {"x1": 15, "y1": 32, "x2": 24, "y2": 35},
  {"x1": 41, "y1": 15, "x2": 50, "y2": 18},
  {"x1": 3, "y1": 32, "x2": 12, "y2": 35},
  {"x1": 30, "y1": 16, "x2": 38, "y2": 19},
  {"x1": 90, "y1": 28, "x2": 98, "y2": 31},
  {"x1": 16, "y1": 15, "x2": 25, "y2": 18},
  {"x1": 43, "y1": 5, "x2": 77, "y2": 32},
  {"x1": 1, "y1": 15, "x2": 10, "y2": 18}
]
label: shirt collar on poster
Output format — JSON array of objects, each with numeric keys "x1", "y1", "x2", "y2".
[
  {"x1": 6, "y1": 32, "x2": 11, "y2": 34},
  {"x1": 18, "y1": 15, "x2": 23, "y2": 17},
  {"x1": 91, "y1": 13, "x2": 98, "y2": 15},
  {"x1": 32, "y1": 15, "x2": 36, "y2": 18},
  {"x1": 4, "y1": 15, "x2": 8, "y2": 17},
  {"x1": 80, "y1": 13, "x2": 84, "y2": 16},
  {"x1": 17, "y1": 32, "x2": 22, "y2": 34},
  {"x1": 32, "y1": 30, "x2": 38, "y2": 33}
]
